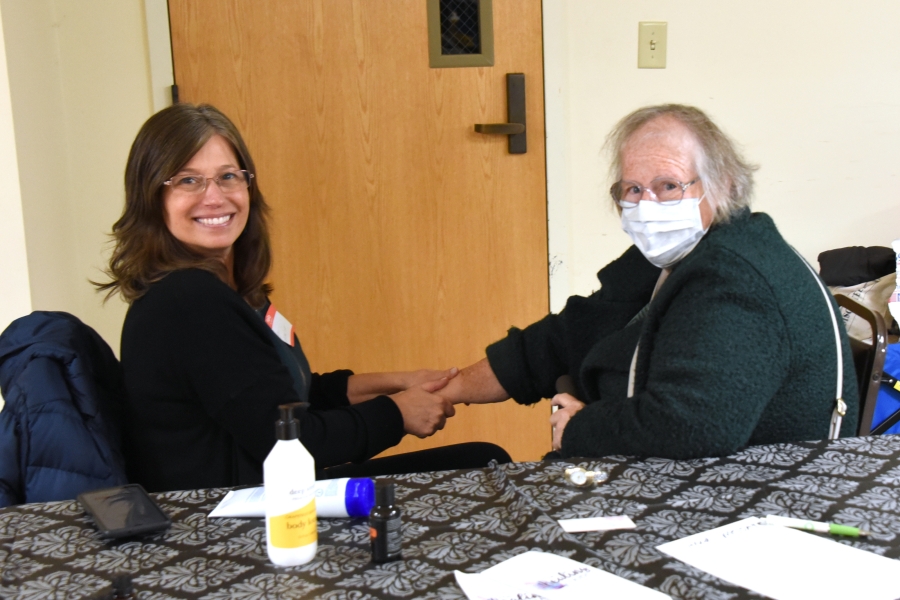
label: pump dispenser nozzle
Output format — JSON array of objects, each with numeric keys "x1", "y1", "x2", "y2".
[{"x1": 276, "y1": 402, "x2": 308, "y2": 441}]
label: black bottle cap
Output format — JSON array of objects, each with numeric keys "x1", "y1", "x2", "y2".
[
  {"x1": 375, "y1": 482, "x2": 395, "y2": 506},
  {"x1": 275, "y1": 402, "x2": 308, "y2": 440},
  {"x1": 111, "y1": 573, "x2": 134, "y2": 598}
]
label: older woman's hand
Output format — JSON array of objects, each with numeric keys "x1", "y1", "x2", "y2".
[{"x1": 550, "y1": 393, "x2": 585, "y2": 451}]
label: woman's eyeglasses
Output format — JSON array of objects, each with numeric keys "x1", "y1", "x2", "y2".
[{"x1": 163, "y1": 170, "x2": 254, "y2": 194}]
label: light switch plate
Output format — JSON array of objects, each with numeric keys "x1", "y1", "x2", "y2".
[{"x1": 638, "y1": 22, "x2": 667, "y2": 69}]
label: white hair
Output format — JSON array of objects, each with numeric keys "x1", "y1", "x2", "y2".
[{"x1": 606, "y1": 104, "x2": 758, "y2": 224}]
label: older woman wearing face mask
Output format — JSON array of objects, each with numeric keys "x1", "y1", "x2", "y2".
[{"x1": 440, "y1": 104, "x2": 858, "y2": 460}]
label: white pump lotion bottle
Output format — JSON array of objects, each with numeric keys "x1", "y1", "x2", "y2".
[{"x1": 264, "y1": 403, "x2": 317, "y2": 566}]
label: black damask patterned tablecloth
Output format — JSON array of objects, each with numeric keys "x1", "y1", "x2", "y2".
[{"x1": 3, "y1": 435, "x2": 900, "y2": 599}]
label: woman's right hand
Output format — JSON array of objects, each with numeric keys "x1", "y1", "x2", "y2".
[{"x1": 390, "y1": 377, "x2": 456, "y2": 438}]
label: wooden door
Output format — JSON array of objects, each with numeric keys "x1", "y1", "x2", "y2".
[{"x1": 169, "y1": 0, "x2": 550, "y2": 460}]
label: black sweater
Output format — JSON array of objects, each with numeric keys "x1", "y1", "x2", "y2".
[{"x1": 120, "y1": 269, "x2": 405, "y2": 492}]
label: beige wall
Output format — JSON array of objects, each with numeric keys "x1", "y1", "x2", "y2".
[
  {"x1": 0, "y1": 0, "x2": 154, "y2": 349},
  {"x1": 0, "y1": 1, "x2": 30, "y2": 344},
  {"x1": 545, "y1": 1, "x2": 900, "y2": 310}
]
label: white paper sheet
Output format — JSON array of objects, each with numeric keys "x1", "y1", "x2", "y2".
[
  {"x1": 657, "y1": 517, "x2": 900, "y2": 600},
  {"x1": 454, "y1": 550, "x2": 669, "y2": 600},
  {"x1": 558, "y1": 515, "x2": 635, "y2": 533}
]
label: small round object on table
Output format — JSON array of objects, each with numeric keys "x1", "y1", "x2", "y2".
[
  {"x1": 564, "y1": 466, "x2": 609, "y2": 487},
  {"x1": 564, "y1": 467, "x2": 591, "y2": 487},
  {"x1": 591, "y1": 469, "x2": 610, "y2": 484}
]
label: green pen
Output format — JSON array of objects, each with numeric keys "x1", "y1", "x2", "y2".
[{"x1": 764, "y1": 514, "x2": 869, "y2": 537}]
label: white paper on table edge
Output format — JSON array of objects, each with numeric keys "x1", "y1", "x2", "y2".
[
  {"x1": 453, "y1": 550, "x2": 669, "y2": 600},
  {"x1": 657, "y1": 517, "x2": 900, "y2": 600}
]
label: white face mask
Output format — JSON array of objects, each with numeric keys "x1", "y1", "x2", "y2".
[{"x1": 620, "y1": 196, "x2": 709, "y2": 268}]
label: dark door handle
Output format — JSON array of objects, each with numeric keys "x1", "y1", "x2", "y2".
[
  {"x1": 473, "y1": 73, "x2": 526, "y2": 154},
  {"x1": 474, "y1": 123, "x2": 525, "y2": 135}
]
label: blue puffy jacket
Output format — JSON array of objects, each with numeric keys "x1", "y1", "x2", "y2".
[{"x1": 0, "y1": 311, "x2": 127, "y2": 506}]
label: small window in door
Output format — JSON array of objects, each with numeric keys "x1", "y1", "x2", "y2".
[
  {"x1": 427, "y1": 0, "x2": 494, "y2": 68},
  {"x1": 439, "y1": 0, "x2": 480, "y2": 55}
]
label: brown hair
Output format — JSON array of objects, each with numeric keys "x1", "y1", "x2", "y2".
[
  {"x1": 96, "y1": 103, "x2": 272, "y2": 306},
  {"x1": 605, "y1": 104, "x2": 758, "y2": 225}
]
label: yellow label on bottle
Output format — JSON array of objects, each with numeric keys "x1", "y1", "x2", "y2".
[{"x1": 269, "y1": 499, "x2": 317, "y2": 548}]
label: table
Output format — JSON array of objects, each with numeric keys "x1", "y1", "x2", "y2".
[{"x1": 3, "y1": 435, "x2": 900, "y2": 599}]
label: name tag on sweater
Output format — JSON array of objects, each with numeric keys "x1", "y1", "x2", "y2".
[{"x1": 264, "y1": 304, "x2": 295, "y2": 347}]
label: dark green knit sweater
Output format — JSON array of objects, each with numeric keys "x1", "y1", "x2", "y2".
[{"x1": 487, "y1": 210, "x2": 859, "y2": 459}]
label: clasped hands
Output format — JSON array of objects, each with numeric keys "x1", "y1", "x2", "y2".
[
  {"x1": 386, "y1": 368, "x2": 458, "y2": 438},
  {"x1": 378, "y1": 363, "x2": 587, "y2": 447},
  {"x1": 348, "y1": 368, "x2": 459, "y2": 438}
]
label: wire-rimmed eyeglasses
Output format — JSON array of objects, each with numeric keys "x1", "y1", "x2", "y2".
[
  {"x1": 163, "y1": 170, "x2": 254, "y2": 194},
  {"x1": 610, "y1": 177, "x2": 698, "y2": 208}
]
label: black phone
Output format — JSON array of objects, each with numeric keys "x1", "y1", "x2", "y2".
[{"x1": 78, "y1": 484, "x2": 172, "y2": 539}]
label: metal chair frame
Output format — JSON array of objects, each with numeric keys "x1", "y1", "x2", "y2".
[{"x1": 834, "y1": 294, "x2": 889, "y2": 435}]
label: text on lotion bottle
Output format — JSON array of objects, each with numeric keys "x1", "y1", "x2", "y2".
[{"x1": 265, "y1": 402, "x2": 317, "y2": 566}]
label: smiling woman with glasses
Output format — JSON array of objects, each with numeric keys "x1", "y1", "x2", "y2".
[
  {"x1": 95, "y1": 103, "x2": 509, "y2": 492},
  {"x1": 437, "y1": 103, "x2": 859, "y2": 462}
]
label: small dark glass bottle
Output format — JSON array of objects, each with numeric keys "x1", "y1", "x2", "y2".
[
  {"x1": 369, "y1": 482, "x2": 402, "y2": 563},
  {"x1": 93, "y1": 574, "x2": 134, "y2": 600},
  {"x1": 112, "y1": 574, "x2": 135, "y2": 599}
]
